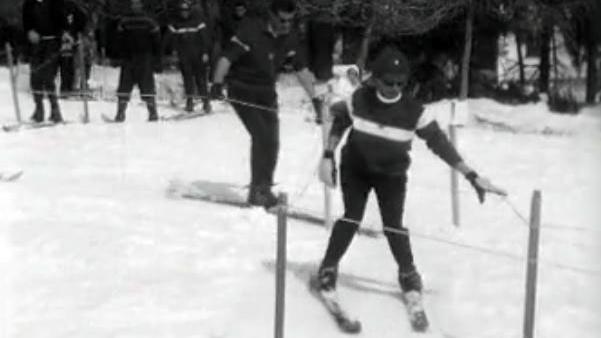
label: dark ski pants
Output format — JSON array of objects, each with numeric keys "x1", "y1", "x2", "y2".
[
  {"x1": 321, "y1": 159, "x2": 416, "y2": 273},
  {"x1": 117, "y1": 55, "x2": 156, "y2": 104},
  {"x1": 179, "y1": 56, "x2": 209, "y2": 100},
  {"x1": 29, "y1": 39, "x2": 61, "y2": 98},
  {"x1": 59, "y1": 53, "x2": 75, "y2": 93},
  {"x1": 228, "y1": 82, "x2": 279, "y2": 188}
]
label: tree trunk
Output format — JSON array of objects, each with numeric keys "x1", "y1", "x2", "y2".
[
  {"x1": 551, "y1": 28, "x2": 559, "y2": 90},
  {"x1": 539, "y1": 19, "x2": 552, "y2": 93},
  {"x1": 585, "y1": 22, "x2": 598, "y2": 103},
  {"x1": 460, "y1": 0, "x2": 474, "y2": 99},
  {"x1": 516, "y1": 33, "x2": 525, "y2": 85},
  {"x1": 356, "y1": 19, "x2": 374, "y2": 80}
]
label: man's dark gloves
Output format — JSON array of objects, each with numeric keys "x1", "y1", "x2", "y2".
[
  {"x1": 465, "y1": 171, "x2": 507, "y2": 203},
  {"x1": 312, "y1": 97, "x2": 324, "y2": 124},
  {"x1": 210, "y1": 83, "x2": 225, "y2": 100}
]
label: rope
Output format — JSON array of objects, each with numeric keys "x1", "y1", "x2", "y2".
[{"x1": 283, "y1": 204, "x2": 601, "y2": 277}]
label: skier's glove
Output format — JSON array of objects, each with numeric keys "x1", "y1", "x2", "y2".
[
  {"x1": 210, "y1": 83, "x2": 225, "y2": 100},
  {"x1": 318, "y1": 150, "x2": 337, "y2": 188},
  {"x1": 27, "y1": 30, "x2": 40, "y2": 44},
  {"x1": 311, "y1": 97, "x2": 324, "y2": 125},
  {"x1": 465, "y1": 171, "x2": 507, "y2": 203}
]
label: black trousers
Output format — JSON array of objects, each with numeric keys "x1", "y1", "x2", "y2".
[
  {"x1": 59, "y1": 53, "x2": 75, "y2": 93},
  {"x1": 179, "y1": 55, "x2": 208, "y2": 100},
  {"x1": 117, "y1": 55, "x2": 155, "y2": 102},
  {"x1": 321, "y1": 151, "x2": 416, "y2": 273},
  {"x1": 29, "y1": 39, "x2": 61, "y2": 96},
  {"x1": 228, "y1": 81, "x2": 279, "y2": 187}
]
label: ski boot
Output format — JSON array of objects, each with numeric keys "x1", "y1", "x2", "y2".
[
  {"x1": 185, "y1": 97, "x2": 194, "y2": 113},
  {"x1": 247, "y1": 184, "x2": 278, "y2": 209},
  {"x1": 202, "y1": 98, "x2": 212, "y2": 114},
  {"x1": 31, "y1": 94, "x2": 45, "y2": 123},
  {"x1": 114, "y1": 100, "x2": 127, "y2": 122}
]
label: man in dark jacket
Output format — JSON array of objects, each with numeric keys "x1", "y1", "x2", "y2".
[
  {"x1": 210, "y1": 0, "x2": 322, "y2": 209},
  {"x1": 22, "y1": 0, "x2": 67, "y2": 123},
  {"x1": 113, "y1": 0, "x2": 161, "y2": 122},
  {"x1": 220, "y1": 0, "x2": 247, "y2": 43},
  {"x1": 59, "y1": 0, "x2": 87, "y2": 97},
  {"x1": 163, "y1": 0, "x2": 212, "y2": 113},
  {"x1": 313, "y1": 46, "x2": 506, "y2": 332}
]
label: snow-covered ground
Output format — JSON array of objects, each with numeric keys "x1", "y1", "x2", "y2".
[{"x1": 1, "y1": 65, "x2": 600, "y2": 338}]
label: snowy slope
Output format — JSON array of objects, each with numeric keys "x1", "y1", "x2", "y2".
[{"x1": 1, "y1": 66, "x2": 600, "y2": 338}]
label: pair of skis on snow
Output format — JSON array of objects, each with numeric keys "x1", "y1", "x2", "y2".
[
  {"x1": 170, "y1": 179, "x2": 426, "y2": 334},
  {"x1": 308, "y1": 274, "x2": 429, "y2": 334},
  {"x1": 100, "y1": 110, "x2": 211, "y2": 123}
]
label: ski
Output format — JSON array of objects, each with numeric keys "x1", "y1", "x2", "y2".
[
  {"x1": 160, "y1": 111, "x2": 209, "y2": 121},
  {"x1": 308, "y1": 275, "x2": 362, "y2": 334},
  {"x1": 168, "y1": 179, "x2": 380, "y2": 237},
  {"x1": 2, "y1": 121, "x2": 65, "y2": 132},
  {"x1": 101, "y1": 113, "x2": 119, "y2": 123},
  {"x1": 402, "y1": 290, "x2": 430, "y2": 332},
  {"x1": 0, "y1": 171, "x2": 23, "y2": 182}
]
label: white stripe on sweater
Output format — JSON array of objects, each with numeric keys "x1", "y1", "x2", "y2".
[
  {"x1": 168, "y1": 23, "x2": 206, "y2": 34},
  {"x1": 346, "y1": 97, "x2": 415, "y2": 142}
]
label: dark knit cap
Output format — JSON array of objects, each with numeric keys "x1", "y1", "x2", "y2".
[{"x1": 370, "y1": 46, "x2": 410, "y2": 80}]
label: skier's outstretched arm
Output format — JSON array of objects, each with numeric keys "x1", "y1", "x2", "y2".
[{"x1": 415, "y1": 116, "x2": 507, "y2": 203}]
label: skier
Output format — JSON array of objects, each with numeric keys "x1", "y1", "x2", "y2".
[
  {"x1": 112, "y1": 0, "x2": 161, "y2": 122},
  {"x1": 314, "y1": 46, "x2": 506, "y2": 330},
  {"x1": 59, "y1": 0, "x2": 87, "y2": 98},
  {"x1": 22, "y1": 0, "x2": 67, "y2": 123},
  {"x1": 210, "y1": 0, "x2": 323, "y2": 209},
  {"x1": 163, "y1": 0, "x2": 212, "y2": 113}
]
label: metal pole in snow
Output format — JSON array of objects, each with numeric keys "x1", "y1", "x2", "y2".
[
  {"x1": 78, "y1": 34, "x2": 89, "y2": 123},
  {"x1": 449, "y1": 101, "x2": 460, "y2": 226},
  {"x1": 321, "y1": 85, "x2": 333, "y2": 230},
  {"x1": 274, "y1": 193, "x2": 288, "y2": 338},
  {"x1": 5, "y1": 43, "x2": 22, "y2": 123},
  {"x1": 523, "y1": 190, "x2": 542, "y2": 338}
]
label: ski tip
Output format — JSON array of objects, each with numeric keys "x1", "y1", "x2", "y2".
[{"x1": 0, "y1": 171, "x2": 23, "y2": 182}]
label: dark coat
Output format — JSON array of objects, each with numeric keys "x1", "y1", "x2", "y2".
[{"x1": 22, "y1": 0, "x2": 65, "y2": 37}]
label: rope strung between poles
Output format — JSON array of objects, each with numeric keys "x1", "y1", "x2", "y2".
[
  {"x1": 282, "y1": 204, "x2": 601, "y2": 277},
  {"x1": 502, "y1": 196, "x2": 601, "y2": 233}
]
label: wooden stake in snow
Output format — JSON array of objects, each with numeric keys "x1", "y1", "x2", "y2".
[
  {"x1": 320, "y1": 84, "x2": 334, "y2": 230},
  {"x1": 449, "y1": 102, "x2": 460, "y2": 227},
  {"x1": 523, "y1": 190, "x2": 541, "y2": 338},
  {"x1": 78, "y1": 33, "x2": 89, "y2": 123},
  {"x1": 450, "y1": 0, "x2": 475, "y2": 227},
  {"x1": 274, "y1": 193, "x2": 288, "y2": 338},
  {"x1": 5, "y1": 43, "x2": 22, "y2": 123}
]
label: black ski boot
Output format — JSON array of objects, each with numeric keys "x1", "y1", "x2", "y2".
[
  {"x1": 30, "y1": 94, "x2": 45, "y2": 123},
  {"x1": 114, "y1": 100, "x2": 127, "y2": 122},
  {"x1": 185, "y1": 97, "x2": 194, "y2": 112},
  {"x1": 316, "y1": 265, "x2": 338, "y2": 292},
  {"x1": 49, "y1": 95, "x2": 63, "y2": 123},
  {"x1": 247, "y1": 184, "x2": 278, "y2": 209},
  {"x1": 202, "y1": 98, "x2": 212, "y2": 114},
  {"x1": 147, "y1": 100, "x2": 158, "y2": 122},
  {"x1": 398, "y1": 270, "x2": 423, "y2": 293}
]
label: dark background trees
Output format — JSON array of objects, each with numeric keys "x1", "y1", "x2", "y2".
[{"x1": 1, "y1": 0, "x2": 599, "y2": 105}]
